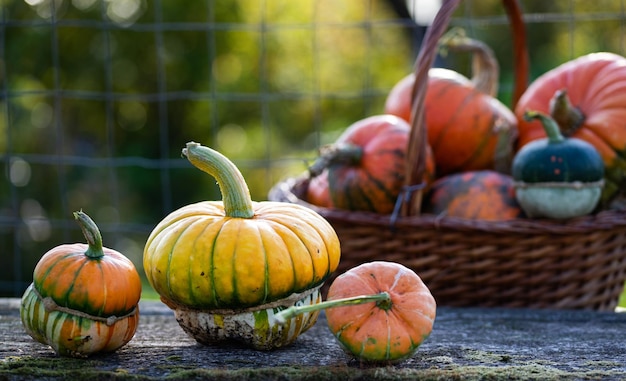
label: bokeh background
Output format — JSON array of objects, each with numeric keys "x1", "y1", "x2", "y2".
[{"x1": 2, "y1": 0, "x2": 625, "y2": 303}]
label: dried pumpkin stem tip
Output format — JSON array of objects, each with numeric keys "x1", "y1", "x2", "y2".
[
  {"x1": 523, "y1": 110, "x2": 565, "y2": 143},
  {"x1": 182, "y1": 141, "x2": 255, "y2": 219},
  {"x1": 73, "y1": 210, "x2": 104, "y2": 259},
  {"x1": 274, "y1": 291, "x2": 391, "y2": 325}
]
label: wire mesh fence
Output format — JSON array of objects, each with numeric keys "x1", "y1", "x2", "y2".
[{"x1": 2, "y1": 0, "x2": 625, "y2": 298}]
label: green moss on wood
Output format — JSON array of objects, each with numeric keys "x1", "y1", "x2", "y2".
[{"x1": 2, "y1": 355, "x2": 626, "y2": 381}]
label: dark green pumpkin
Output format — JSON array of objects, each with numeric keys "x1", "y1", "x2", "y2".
[{"x1": 512, "y1": 110, "x2": 604, "y2": 219}]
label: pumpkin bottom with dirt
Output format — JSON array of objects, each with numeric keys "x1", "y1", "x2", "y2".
[
  {"x1": 20, "y1": 283, "x2": 139, "y2": 358},
  {"x1": 164, "y1": 286, "x2": 322, "y2": 350}
]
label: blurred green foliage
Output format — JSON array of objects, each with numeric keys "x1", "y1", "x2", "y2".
[{"x1": 1, "y1": 0, "x2": 625, "y2": 305}]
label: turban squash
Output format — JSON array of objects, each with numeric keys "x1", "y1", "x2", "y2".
[
  {"x1": 514, "y1": 52, "x2": 626, "y2": 206},
  {"x1": 143, "y1": 142, "x2": 341, "y2": 350},
  {"x1": 20, "y1": 211, "x2": 141, "y2": 357},
  {"x1": 512, "y1": 111, "x2": 604, "y2": 219}
]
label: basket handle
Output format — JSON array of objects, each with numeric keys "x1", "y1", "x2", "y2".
[
  {"x1": 402, "y1": 0, "x2": 462, "y2": 217},
  {"x1": 400, "y1": 0, "x2": 528, "y2": 217},
  {"x1": 503, "y1": 0, "x2": 529, "y2": 109}
]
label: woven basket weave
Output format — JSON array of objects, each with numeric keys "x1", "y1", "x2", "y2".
[{"x1": 269, "y1": 0, "x2": 626, "y2": 311}]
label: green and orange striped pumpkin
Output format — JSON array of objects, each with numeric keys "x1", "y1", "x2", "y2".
[
  {"x1": 424, "y1": 170, "x2": 524, "y2": 221},
  {"x1": 20, "y1": 211, "x2": 141, "y2": 358},
  {"x1": 307, "y1": 114, "x2": 435, "y2": 214},
  {"x1": 143, "y1": 142, "x2": 341, "y2": 350},
  {"x1": 275, "y1": 261, "x2": 437, "y2": 363}
]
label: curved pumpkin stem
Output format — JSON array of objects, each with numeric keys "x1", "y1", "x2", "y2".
[
  {"x1": 183, "y1": 142, "x2": 255, "y2": 219},
  {"x1": 523, "y1": 110, "x2": 565, "y2": 143},
  {"x1": 73, "y1": 210, "x2": 104, "y2": 259},
  {"x1": 308, "y1": 143, "x2": 362, "y2": 177},
  {"x1": 274, "y1": 292, "x2": 391, "y2": 325},
  {"x1": 549, "y1": 89, "x2": 586, "y2": 137},
  {"x1": 439, "y1": 27, "x2": 499, "y2": 97}
]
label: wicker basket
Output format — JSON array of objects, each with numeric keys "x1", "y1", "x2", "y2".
[{"x1": 269, "y1": 0, "x2": 626, "y2": 311}]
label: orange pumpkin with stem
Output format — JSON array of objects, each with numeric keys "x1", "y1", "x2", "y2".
[
  {"x1": 384, "y1": 29, "x2": 517, "y2": 176},
  {"x1": 275, "y1": 261, "x2": 436, "y2": 363},
  {"x1": 306, "y1": 114, "x2": 435, "y2": 214}
]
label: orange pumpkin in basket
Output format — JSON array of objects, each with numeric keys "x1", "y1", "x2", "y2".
[
  {"x1": 514, "y1": 52, "x2": 626, "y2": 206},
  {"x1": 306, "y1": 170, "x2": 333, "y2": 208},
  {"x1": 384, "y1": 32, "x2": 517, "y2": 176},
  {"x1": 424, "y1": 170, "x2": 524, "y2": 220},
  {"x1": 307, "y1": 115, "x2": 435, "y2": 214}
]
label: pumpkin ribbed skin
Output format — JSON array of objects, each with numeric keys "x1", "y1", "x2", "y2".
[
  {"x1": 385, "y1": 69, "x2": 517, "y2": 176},
  {"x1": 424, "y1": 170, "x2": 524, "y2": 220},
  {"x1": 515, "y1": 52, "x2": 626, "y2": 204},
  {"x1": 325, "y1": 261, "x2": 436, "y2": 363},
  {"x1": 306, "y1": 171, "x2": 334, "y2": 208},
  {"x1": 33, "y1": 243, "x2": 141, "y2": 317},
  {"x1": 384, "y1": 69, "x2": 470, "y2": 124},
  {"x1": 327, "y1": 115, "x2": 410, "y2": 214},
  {"x1": 20, "y1": 211, "x2": 141, "y2": 357},
  {"x1": 144, "y1": 200, "x2": 340, "y2": 310},
  {"x1": 143, "y1": 142, "x2": 341, "y2": 349},
  {"x1": 425, "y1": 72, "x2": 517, "y2": 175},
  {"x1": 20, "y1": 284, "x2": 139, "y2": 357}
]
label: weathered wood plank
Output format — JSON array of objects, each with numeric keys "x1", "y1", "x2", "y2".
[{"x1": 1, "y1": 298, "x2": 625, "y2": 380}]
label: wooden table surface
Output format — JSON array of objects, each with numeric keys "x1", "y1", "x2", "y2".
[{"x1": 1, "y1": 298, "x2": 625, "y2": 380}]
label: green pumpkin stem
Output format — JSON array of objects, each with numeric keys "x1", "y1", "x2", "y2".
[
  {"x1": 73, "y1": 211, "x2": 104, "y2": 259},
  {"x1": 183, "y1": 142, "x2": 255, "y2": 219},
  {"x1": 308, "y1": 143, "x2": 363, "y2": 177},
  {"x1": 549, "y1": 89, "x2": 585, "y2": 136},
  {"x1": 274, "y1": 291, "x2": 391, "y2": 325},
  {"x1": 523, "y1": 110, "x2": 565, "y2": 143}
]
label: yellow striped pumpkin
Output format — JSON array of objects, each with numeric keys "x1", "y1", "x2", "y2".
[{"x1": 143, "y1": 142, "x2": 341, "y2": 349}]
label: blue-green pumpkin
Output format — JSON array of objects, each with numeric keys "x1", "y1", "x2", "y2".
[{"x1": 512, "y1": 110, "x2": 605, "y2": 219}]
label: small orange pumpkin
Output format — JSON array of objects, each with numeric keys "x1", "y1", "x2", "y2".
[
  {"x1": 307, "y1": 115, "x2": 435, "y2": 213},
  {"x1": 275, "y1": 261, "x2": 436, "y2": 363},
  {"x1": 424, "y1": 170, "x2": 524, "y2": 220}
]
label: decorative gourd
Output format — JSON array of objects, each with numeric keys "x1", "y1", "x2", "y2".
[
  {"x1": 307, "y1": 114, "x2": 435, "y2": 214},
  {"x1": 384, "y1": 31, "x2": 517, "y2": 176},
  {"x1": 424, "y1": 170, "x2": 524, "y2": 221},
  {"x1": 514, "y1": 52, "x2": 626, "y2": 206},
  {"x1": 20, "y1": 211, "x2": 141, "y2": 358},
  {"x1": 143, "y1": 142, "x2": 341, "y2": 350},
  {"x1": 275, "y1": 261, "x2": 436, "y2": 363},
  {"x1": 512, "y1": 111, "x2": 604, "y2": 219}
]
